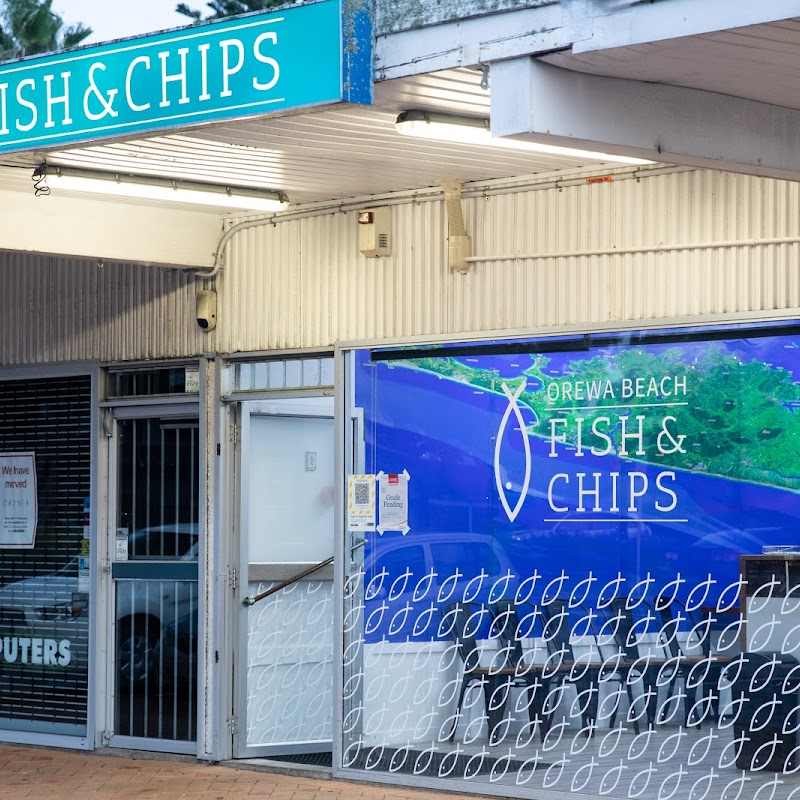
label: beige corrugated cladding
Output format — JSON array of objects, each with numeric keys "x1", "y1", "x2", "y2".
[
  {"x1": 2, "y1": 168, "x2": 800, "y2": 365},
  {"x1": 217, "y1": 168, "x2": 800, "y2": 353}
]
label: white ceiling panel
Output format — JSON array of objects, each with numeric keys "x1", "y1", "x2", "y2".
[
  {"x1": 0, "y1": 68, "x2": 639, "y2": 209},
  {"x1": 4, "y1": 16, "x2": 800, "y2": 211}
]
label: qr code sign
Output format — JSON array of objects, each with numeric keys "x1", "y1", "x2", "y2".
[
  {"x1": 348, "y1": 475, "x2": 375, "y2": 530},
  {"x1": 354, "y1": 482, "x2": 370, "y2": 507}
]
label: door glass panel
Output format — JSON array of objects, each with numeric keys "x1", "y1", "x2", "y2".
[
  {"x1": 245, "y1": 580, "x2": 333, "y2": 748},
  {"x1": 114, "y1": 417, "x2": 198, "y2": 745},
  {"x1": 240, "y1": 409, "x2": 335, "y2": 756},
  {"x1": 247, "y1": 415, "x2": 334, "y2": 564},
  {"x1": 117, "y1": 419, "x2": 198, "y2": 559}
]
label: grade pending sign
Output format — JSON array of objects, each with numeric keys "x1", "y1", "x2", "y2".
[
  {"x1": 0, "y1": 0, "x2": 372, "y2": 155},
  {"x1": 0, "y1": 452, "x2": 37, "y2": 548}
]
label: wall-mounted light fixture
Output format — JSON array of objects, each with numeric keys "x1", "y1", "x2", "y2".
[
  {"x1": 34, "y1": 164, "x2": 289, "y2": 212},
  {"x1": 395, "y1": 110, "x2": 652, "y2": 166}
]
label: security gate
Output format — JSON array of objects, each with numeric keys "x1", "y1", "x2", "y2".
[{"x1": 108, "y1": 410, "x2": 199, "y2": 753}]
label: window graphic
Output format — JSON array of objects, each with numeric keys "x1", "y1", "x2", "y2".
[{"x1": 342, "y1": 325, "x2": 800, "y2": 800}]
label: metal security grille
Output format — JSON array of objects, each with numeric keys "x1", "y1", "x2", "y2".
[
  {"x1": 115, "y1": 579, "x2": 198, "y2": 741},
  {"x1": 113, "y1": 417, "x2": 199, "y2": 744},
  {"x1": 116, "y1": 419, "x2": 198, "y2": 554},
  {"x1": 0, "y1": 375, "x2": 91, "y2": 736}
]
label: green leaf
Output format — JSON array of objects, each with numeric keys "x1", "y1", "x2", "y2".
[
  {"x1": 175, "y1": 2, "x2": 202, "y2": 20},
  {"x1": 0, "y1": 0, "x2": 92, "y2": 57},
  {"x1": 176, "y1": 0, "x2": 286, "y2": 21}
]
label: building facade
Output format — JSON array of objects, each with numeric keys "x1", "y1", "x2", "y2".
[{"x1": 1, "y1": 3, "x2": 800, "y2": 800}]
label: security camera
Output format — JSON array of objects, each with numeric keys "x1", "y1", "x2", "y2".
[{"x1": 196, "y1": 289, "x2": 217, "y2": 332}]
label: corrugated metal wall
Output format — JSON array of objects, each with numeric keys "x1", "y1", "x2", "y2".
[
  {"x1": 0, "y1": 254, "x2": 206, "y2": 365},
  {"x1": 3, "y1": 167, "x2": 800, "y2": 366},
  {"x1": 217, "y1": 168, "x2": 800, "y2": 354}
]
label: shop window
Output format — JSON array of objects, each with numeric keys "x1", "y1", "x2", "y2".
[
  {"x1": 110, "y1": 366, "x2": 197, "y2": 398},
  {"x1": 231, "y1": 357, "x2": 334, "y2": 393},
  {"x1": 342, "y1": 323, "x2": 800, "y2": 800},
  {"x1": 0, "y1": 375, "x2": 91, "y2": 737}
]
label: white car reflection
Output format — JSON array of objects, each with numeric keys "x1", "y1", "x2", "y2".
[
  {"x1": 0, "y1": 524, "x2": 198, "y2": 684},
  {"x1": 0, "y1": 557, "x2": 87, "y2": 674},
  {"x1": 116, "y1": 525, "x2": 198, "y2": 686}
]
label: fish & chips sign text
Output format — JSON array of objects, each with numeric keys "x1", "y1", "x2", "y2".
[
  {"x1": 0, "y1": 0, "x2": 371, "y2": 154},
  {"x1": 495, "y1": 373, "x2": 689, "y2": 522}
]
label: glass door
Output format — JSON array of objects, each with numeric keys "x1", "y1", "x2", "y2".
[
  {"x1": 235, "y1": 398, "x2": 335, "y2": 758},
  {"x1": 109, "y1": 413, "x2": 199, "y2": 753}
]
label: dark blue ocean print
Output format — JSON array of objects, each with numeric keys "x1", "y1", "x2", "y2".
[{"x1": 354, "y1": 328, "x2": 800, "y2": 641}]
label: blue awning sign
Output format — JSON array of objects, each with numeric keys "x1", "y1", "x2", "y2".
[{"x1": 0, "y1": 0, "x2": 372, "y2": 154}]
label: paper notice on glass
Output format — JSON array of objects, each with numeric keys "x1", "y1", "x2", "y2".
[
  {"x1": 115, "y1": 528, "x2": 129, "y2": 560},
  {"x1": 78, "y1": 557, "x2": 91, "y2": 592},
  {"x1": 0, "y1": 452, "x2": 37, "y2": 548},
  {"x1": 184, "y1": 365, "x2": 200, "y2": 393},
  {"x1": 378, "y1": 471, "x2": 410, "y2": 534},
  {"x1": 347, "y1": 475, "x2": 376, "y2": 531}
]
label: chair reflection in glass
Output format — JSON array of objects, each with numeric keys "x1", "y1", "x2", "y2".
[
  {"x1": 605, "y1": 594, "x2": 735, "y2": 729},
  {"x1": 653, "y1": 596, "x2": 736, "y2": 726},
  {"x1": 605, "y1": 597, "x2": 661, "y2": 731},
  {"x1": 493, "y1": 598, "x2": 607, "y2": 738},
  {"x1": 441, "y1": 600, "x2": 547, "y2": 745},
  {"x1": 443, "y1": 597, "x2": 628, "y2": 744},
  {"x1": 536, "y1": 597, "x2": 607, "y2": 737},
  {"x1": 490, "y1": 599, "x2": 554, "y2": 741}
]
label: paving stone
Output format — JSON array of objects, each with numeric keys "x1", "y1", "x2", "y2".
[{"x1": 0, "y1": 745, "x2": 480, "y2": 800}]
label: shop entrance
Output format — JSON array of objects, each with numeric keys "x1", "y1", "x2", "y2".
[
  {"x1": 108, "y1": 409, "x2": 200, "y2": 753},
  {"x1": 234, "y1": 397, "x2": 335, "y2": 760}
]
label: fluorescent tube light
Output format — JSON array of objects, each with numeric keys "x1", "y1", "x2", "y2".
[
  {"x1": 37, "y1": 165, "x2": 289, "y2": 212},
  {"x1": 395, "y1": 110, "x2": 653, "y2": 166}
]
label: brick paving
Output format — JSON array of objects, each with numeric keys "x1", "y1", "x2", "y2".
[{"x1": 0, "y1": 745, "x2": 481, "y2": 800}]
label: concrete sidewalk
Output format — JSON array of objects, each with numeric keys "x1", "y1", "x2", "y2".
[{"x1": 0, "y1": 744, "x2": 479, "y2": 800}]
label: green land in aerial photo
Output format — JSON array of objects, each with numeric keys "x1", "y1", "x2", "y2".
[{"x1": 391, "y1": 344, "x2": 800, "y2": 492}]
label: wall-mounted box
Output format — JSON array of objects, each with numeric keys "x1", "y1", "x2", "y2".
[{"x1": 357, "y1": 208, "x2": 391, "y2": 257}]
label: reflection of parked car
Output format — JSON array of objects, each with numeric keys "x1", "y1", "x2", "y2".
[
  {"x1": 154, "y1": 607, "x2": 198, "y2": 688},
  {"x1": 507, "y1": 511, "x2": 653, "y2": 582},
  {"x1": 127, "y1": 523, "x2": 198, "y2": 559},
  {"x1": 365, "y1": 533, "x2": 517, "y2": 639},
  {"x1": 116, "y1": 583, "x2": 197, "y2": 687},
  {"x1": 368, "y1": 532, "x2": 517, "y2": 600},
  {"x1": 510, "y1": 511, "x2": 652, "y2": 544},
  {"x1": 0, "y1": 523, "x2": 199, "y2": 686},
  {"x1": 116, "y1": 523, "x2": 198, "y2": 686}
]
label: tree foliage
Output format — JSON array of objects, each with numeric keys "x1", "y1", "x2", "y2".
[
  {"x1": 0, "y1": 0, "x2": 91, "y2": 59},
  {"x1": 176, "y1": 0, "x2": 284, "y2": 22}
]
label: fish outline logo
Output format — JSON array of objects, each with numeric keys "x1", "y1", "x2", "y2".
[{"x1": 494, "y1": 380, "x2": 532, "y2": 523}]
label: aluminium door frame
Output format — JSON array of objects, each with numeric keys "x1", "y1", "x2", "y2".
[{"x1": 233, "y1": 396, "x2": 335, "y2": 759}]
